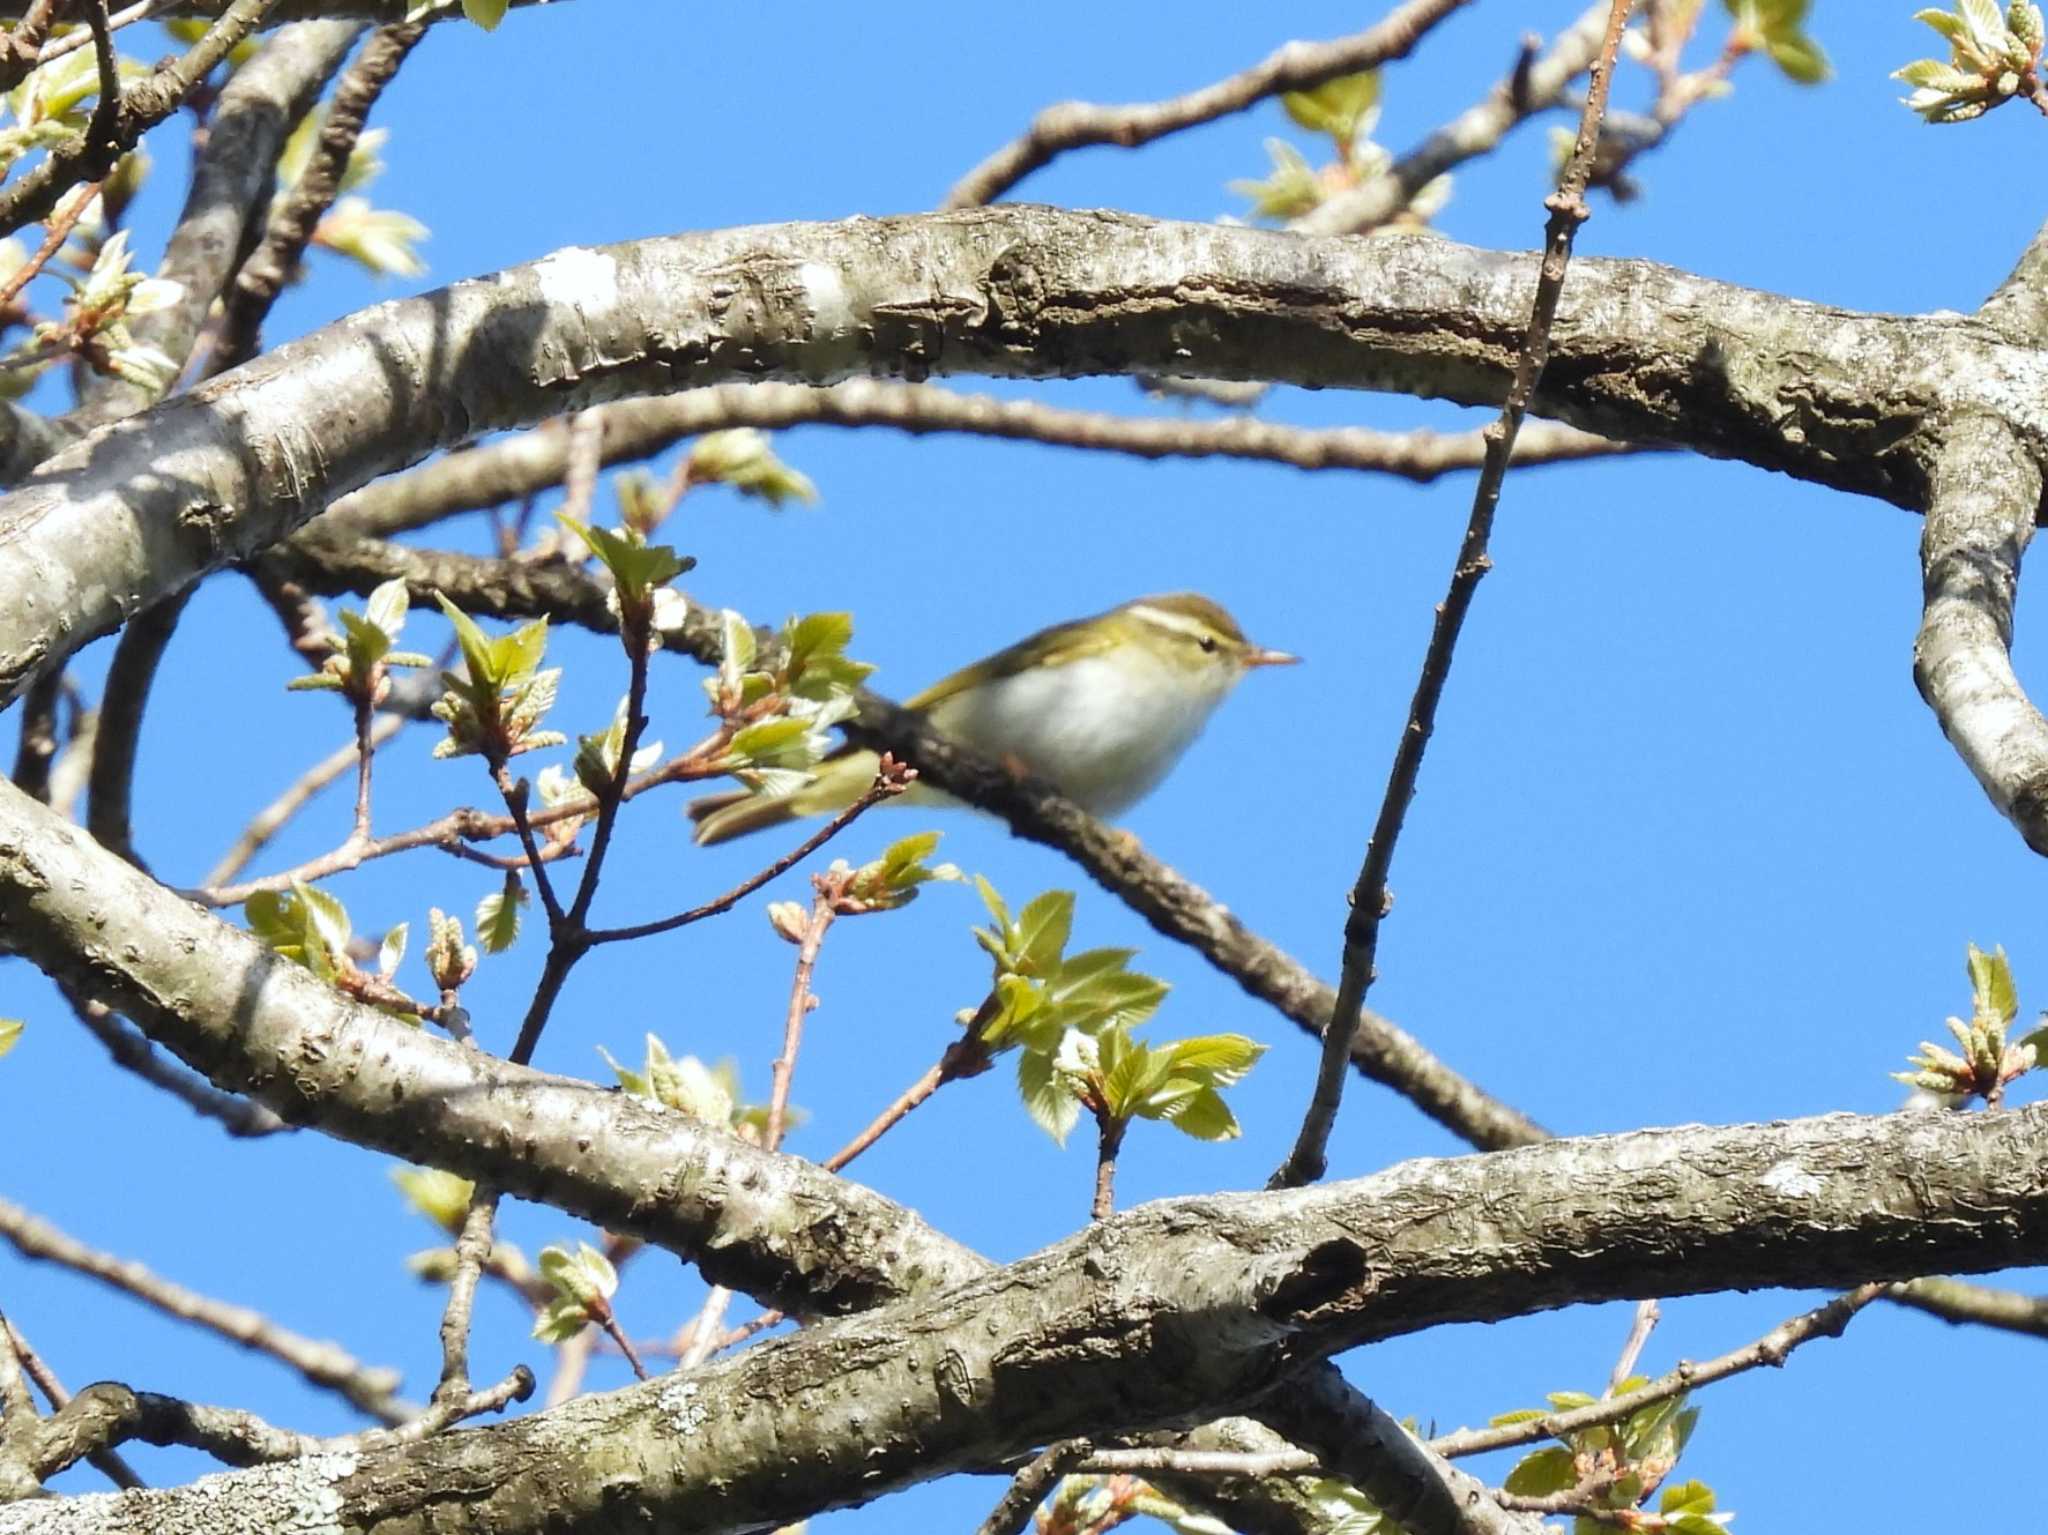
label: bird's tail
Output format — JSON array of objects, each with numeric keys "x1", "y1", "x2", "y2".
[
  {"x1": 687, "y1": 750, "x2": 887, "y2": 846},
  {"x1": 687, "y1": 788, "x2": 803, "y2": 847}
]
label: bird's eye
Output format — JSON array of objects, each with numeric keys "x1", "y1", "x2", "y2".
[{"x1": 1200, "y1": 635, "x2": 1219, "y2": 654}]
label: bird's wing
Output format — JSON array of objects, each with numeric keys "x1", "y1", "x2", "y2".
[{"x1": 904, "y1": 612, "x2": 1121, "y2": 712}]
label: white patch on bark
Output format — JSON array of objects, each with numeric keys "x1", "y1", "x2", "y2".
[
  {"x1": 530, "y1": 247, "x2": 619, "y2": 311},
  {"x1": 1759, "y1": 1159, "x2": 1823, "y2": 1198}
]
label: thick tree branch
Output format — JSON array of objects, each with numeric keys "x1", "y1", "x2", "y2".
[
  {"x1": 3, "y1": 1100, "x2": 2045, "y2": 1533},
  {"x1": 4, "y1": 206, "x2": 2021, "y2": 706},
  {"x1": 0, "y1": 773, "x2": 986, "y2": 1318},
  {"x1": 1912, "y1": 416, "x2": 2048, "y2": 852},
  {"x1": 1979, "y1": 216, "x2": 2048, "y2": 347},
  {"x1": 944, "y1": 0, "x2": 1473, "y2": 208},
  {"x1": 67, "y1": 19, "x2": 362, "y2": 427}
]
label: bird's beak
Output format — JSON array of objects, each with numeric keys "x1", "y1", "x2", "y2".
[{"x1": 1244, "y1": 647, "x2": 1300, "y2": 669}]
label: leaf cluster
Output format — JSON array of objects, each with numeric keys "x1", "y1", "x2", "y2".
[
  {"x1": 557, "y1": 511, "x2": 692, "y2": 641},
  {"x1": 966, "y1": 880, "x2": 1262, "y2": 1146},
  {"x1": 598, "y1": 1033, "x2": 785, "y2": 1141},
  {"x1": 1497, "y1": 1384, "x2": 1720, "y2": 1533},
  {"x1": 246, "y1": 881, "x2": 409, "y2": 1003},
  {"x1": 1895, "y1": 0, "x2": 2043, "y2": 121},
  {"x1": 286, "y1": 579, "x2": 430, "y2": 702},
  {"x1": 707, "y1": 609, "x2": 874, "y2": 802},
  {"x1": 1723, "y1": 0, "x2": 1830, "y2": 84},
  {"x1": 687, "y1": 428, "x2": 818, "y2": 508},
  {"x1": 431, "y1": 595, "x2": 565, "y2": 762},
  {"x1": 1894, "y1": 942, "x2": 2044, "y2": 1105},
  {"x1": 531, "y1": 1242, "x2": 619, "y2": 1343}
]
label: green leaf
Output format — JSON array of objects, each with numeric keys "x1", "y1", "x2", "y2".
[
  {"x1": 364, "y1": 577, "x2": 409, "y2": 640},
  {"x1": 974, "y1": 873, "x2": 1012, "y2": 936},
  {"x1": 462, "y1": 0, "x2": 510, "y2": 28},
  {"x1": 1545, "y1": 1389, "x2": 1598, "y2": 1412},
  {"x1": 1502, "y1": 1445, "x2": 1577, "y2": 1497},
  {"x1": 1161, "y1": 1032, "x2": 1266, "y2": 1082},
  {"x1": 1014, "y1": 889, "x2": 1074, "y2": 974},
  {"x1": 434, "y1": 592, "x2": 499, "y2": 687},
  {"x1": 0, "y1": 1018, "x2": 20, "y2": 1060},
  {"x1": 377, "y1": 922, "x2": 408, "y2": 979},
  {"x1": 1486, "y1": 1408, "x2": 1551, "y2": 1428},
  {"x1": 391, "y1": 1165, "x2": 474, "y2": 1235},
  {"x1": 491, "y1": 619, "x2": 548, "y2": 684},
  {"x1": 476, "y1": 871, "x2": 527, "y2": 953},
  {"x1": 1017, "y1": 1046, "x2": 1083, "y2": 1145},
  {"x1": 1161, "y1": 1085, "x2": 1240, "y2": 1140},
  {"x1": 1968, "y1": 942, "x2": 2018, "y2": 1023},
  {"x1": 1659, "y1": 1480, "x2": 1718, "y2": 1517},
  {"x1": 1766, "y1": 31, "x2": 1831, "y2": 82},
  {"x1": 1281, "y1": 70, "x2": 1379, "y2": 145}
]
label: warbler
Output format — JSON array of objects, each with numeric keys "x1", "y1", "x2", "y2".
[{"x1": 689, "y1": 592, "x2": 1296, "y2": 845}]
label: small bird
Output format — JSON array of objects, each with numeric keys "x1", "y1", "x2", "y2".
[{"x1": 688, "y1": 592, "x2": 1297, "y2": 845}]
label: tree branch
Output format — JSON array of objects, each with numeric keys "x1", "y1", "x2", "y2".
[
  {"x1": 316, "y1": 381, "x2": 1649, "y2": 544},
  {"x1": 5, "y1": 206, "x2": 2011, "y2": 706},
  {"x1": 1273, "y1": 0, "x2": 1632, "y2": 1189},
  {"x1": 6, "y1": 1100, "x2": 2042, "y2": 1533},
  {"x1": 944, "y1": 0, "x2": 1472, "y2": 208},
  {"x1": 1912, "y1": 415, "x2": 2048, "y2": 853}
]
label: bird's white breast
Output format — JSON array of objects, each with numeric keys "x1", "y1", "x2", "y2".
[{"x1": 930, "y1": 648, "x2": 1234, "y2": 814}]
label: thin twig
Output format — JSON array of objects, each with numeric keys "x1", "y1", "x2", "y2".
[
  {"x1": 675, "y1": 1287, "x2": 733, "y2": 1371},
  {"x1": 64, "y1": 985, "x2": 288, "y2": 1136},
  {"x1": 0, "y1": 180, "x2": 101, "y2": 313},
  {"x1": 976, "y1": 1438, "x2": 1091, "y2": 1535},
  {"x1": 586, "y1": 771, "x2": 907, "y2": 945},
  {"x1": 823, "y1": 1055, "x2": 950, "y2": 1172},
  {"x1": 1429, "y1": 1282, "x2": 1886, "y2": 1460},
  {"x1": 1072, "y1": 1446, "x2": 1320, "y2": 1477},
  {"x1": 944, "y1": 0, "x2": 1472, "y2": 207},
  {"x1": 766, "y1": 900, "x2": 832, "y2": 1151},
  {"x1": 1091, "y1": 1114, "x2": 1126, "y2": 1221},
  {"x1": 197, "y1": 747, "x2": 719, "y2": 907},
  {"x1": 432, "y1": 1188, "x2": 499, "y2": 1405},
  {"x1": 31, "y1": 1, "x2": 166, "y2": 69},
  {"x1": 1886, "y1": 1276, "x2": 2048, "y2": 1339},
  {"x1": 0, "y1": 1195, "x2": 412, "y2": 1426},
  {"x1": 1606, "y1": 1299, "x2": 1660, "y2": 1394},
  {"x1": 1271, "y1": 0, "x2": 1635, "y2": 1190},
  {"x1": 322, "y1": 379, "x2": 1648, "y2": 543},
  {"x1": 203, "y1": 711, "x2": 406, "y2": 886}
]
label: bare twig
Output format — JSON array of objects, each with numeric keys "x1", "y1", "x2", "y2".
[
  {"x1": 976, "y1": 1438, "x2": 1091, "y2": 1535},
  {"x1": 1271, "y1": 0, "x2": 1635, "y2": 1190},
  {"x1": 1429, "y1": 1283, "x2": 1886, "y2": 1460},
  {"x1": 585, "y1": 770, "x2": 908, "y2": 945},
  {"x1": 432, "y1": 1188, "x2": 499, "y2": 1405},
  {"x1": 202, "y1": 710, "x2": 406, "y2": 886},
  {"x1": 766, "y1": 899, "x2": 832, "y2": 1152},
  {"x1": 1606, "y1": 1299, "x2": 1660, "y2": 1394},
  {"x1": 945, "y1": 0, "x2": 1471, "y2": 207},
  {"x1": 1092, "y1": 1114, "x2": 1126, "y2": 1222},
  {"x1": 0, "y1": 1196, "x2": 411, "y2": 1425},
  {"x1": 1072, "y1": 1446, "x2": 1320, "y2": 1477},
  {"x1": 65, "y1": 986, "x2": 288, "y2": 1136},
  {"x1": 0, "y1": 181, "x2": 101, "y2": 314},
  {"x1": 320, "y1": 380, "x2": 1646, "y2": 543},
  {"x1": 1887, "y1": 1276, "x2": 2048, "y2": 1339}
]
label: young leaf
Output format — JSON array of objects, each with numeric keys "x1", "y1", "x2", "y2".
[
  {"x1": 476, "y1": 871, "x2": 528, "y2": 954},
  {"x1": 1017, "y1": 1045, "x2": 1083, "y2": 1146},
  {"x1": 0, "y1": 1018, "x2": 20, "y2": 1060},
  {"x1": 1013, "y1": 889, "x2": 1074, "y2": 975}
]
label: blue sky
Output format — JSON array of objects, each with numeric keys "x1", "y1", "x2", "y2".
[{"x1": 4, "y1": 2, "x2": 2045, "y2": 1529}]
